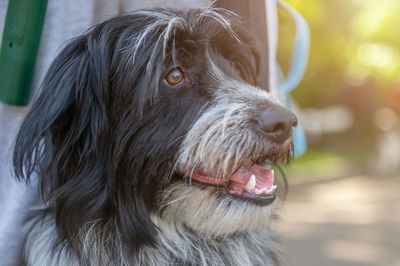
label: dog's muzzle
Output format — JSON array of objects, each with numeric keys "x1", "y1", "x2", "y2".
[{"x1": 185, "y1": 103, "x2": 297, "y2": 206}]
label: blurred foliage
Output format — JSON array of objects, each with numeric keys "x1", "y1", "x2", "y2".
[
  {"x1": 286, "y1": 148, "x2": 352, "y2": 181},
  {"x1": 278, "y1": 0, "x2": 400, "y2": 111},
  {"x1": 277, "y1": 0, "x2": 400, "y2": 175},
  {"x1": 278, "y1": 0, "x2": 400, "y2": 150}
]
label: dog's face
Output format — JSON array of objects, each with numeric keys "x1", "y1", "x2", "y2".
[{"x1": 14, "y1": 8, "x2": 296, "y2": 251}]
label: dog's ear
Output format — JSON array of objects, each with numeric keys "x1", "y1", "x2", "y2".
[
  {"x1": 13, "y1": 33, "x2": 113, "y2": 242},
  {"x1": 13, "y1": 25, "x2": 159, "y2": 252}
]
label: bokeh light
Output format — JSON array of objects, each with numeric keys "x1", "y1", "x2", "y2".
[{"x1": 277, "y1": 1, "x2": 400, "y2": 265}]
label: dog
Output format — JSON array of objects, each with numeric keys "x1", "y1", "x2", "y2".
[{"x1": 13, "y1": 7, "x2": 297, "y2": 266}]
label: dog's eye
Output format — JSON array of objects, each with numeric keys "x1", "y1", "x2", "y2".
[{"x1": 166, "y1": 68, "x2": 184, "y2": 85}]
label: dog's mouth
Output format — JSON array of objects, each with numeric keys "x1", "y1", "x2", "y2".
[{"x1": 188, "y1": 163, "x2": 276, "y2": 206}]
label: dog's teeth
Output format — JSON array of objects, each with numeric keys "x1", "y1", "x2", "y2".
[
  {"x1": 255, "y1": 188, "x2": 262, "y2": 195},
  {"x1": 246, "y1": 175, "x2": 256, "y2": 190},
  {"x1": 266, "y1": 185, "x2": 277, "y2": 194}
]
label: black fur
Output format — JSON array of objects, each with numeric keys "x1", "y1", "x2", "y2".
[{"x1": 13, "y1": 8, "x2": 263, "y2": 256}]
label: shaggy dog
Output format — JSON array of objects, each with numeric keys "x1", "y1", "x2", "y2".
[{"x1": 13, "y1": 8, "x2": 297, "y2": 266}]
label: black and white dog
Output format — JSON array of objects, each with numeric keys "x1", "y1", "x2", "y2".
[{"x1": 14, "y1": 8, "x2": 297, "y2": 266}]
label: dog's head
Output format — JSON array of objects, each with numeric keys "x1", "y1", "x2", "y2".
[{"x1": 14, "y1": 8, "x2": 296, "y2": 252}]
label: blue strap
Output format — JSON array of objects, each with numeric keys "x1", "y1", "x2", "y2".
[
  {"x1": 277, "y1": 1, "x2": 310, "y2": 94},
  {"x1": 277, "y1": 1, "x2": 310, "y2": 156}
]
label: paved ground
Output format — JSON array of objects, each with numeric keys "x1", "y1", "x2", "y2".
[{"x1": 278, "y1": 175, "x2": 400, "y2": 266}]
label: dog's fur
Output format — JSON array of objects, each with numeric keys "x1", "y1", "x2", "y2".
[{"x1": 14, "y1": 8, "x2": 294, "y2": 266}]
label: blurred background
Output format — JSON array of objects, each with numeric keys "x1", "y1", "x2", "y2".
[{"x1": 277, "y1": 0, "x2": 400, "y2": 265}]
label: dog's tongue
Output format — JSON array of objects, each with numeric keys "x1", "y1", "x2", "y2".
[
  {"x1": 229, "y1": 164, "x2": 274, "y2": 187},
  {"x1": 190, "y1": 164, "x2": 274, "y2": 191}
]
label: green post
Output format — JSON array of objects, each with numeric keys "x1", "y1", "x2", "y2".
[{"x1": 0, "y1": 0, "x2": 48, "y2": 106}]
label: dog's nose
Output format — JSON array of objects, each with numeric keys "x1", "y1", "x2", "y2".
[{"x1": 258, "y1": 105, "x2": 298, "y2": 143}]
